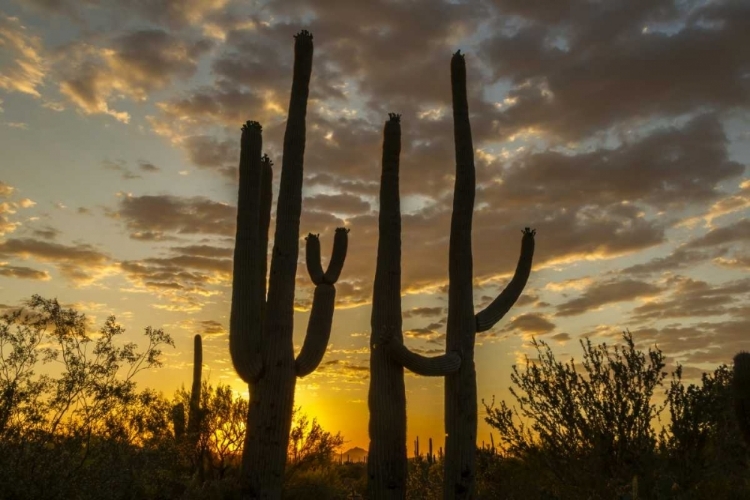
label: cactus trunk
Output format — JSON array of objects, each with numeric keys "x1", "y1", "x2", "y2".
[
  {"x1": 442, "y1": 52, "x2": 535, "y2": 499},
  {"x1": 368, "y1": 115, "x2": 461, "y2": 499},
  {"x1": 733, "y1": 352, "x2": 750, "y2": 447},
  {"x1": 368, "y1": 114, "x2": 409, "y2": 499},
  {"x1": 187, "y1": 334, "x2": 203, "y2": 441},
  {"x1": 230, "y1": 31, "x2": 349, "y2": 499}
]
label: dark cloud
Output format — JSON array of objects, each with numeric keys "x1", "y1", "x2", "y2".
[
  {"x1": 0, "y1": 264, "x2": 50, "y2": 280},
  {"x1": 631, "y1": 276, "x2": 750, "y2": 321},
  {"x1": 138, "y1": 161, "x2": 160, "y2": 173},
  {"x1": 622, "y1": 247, "x2": 724, "y2": 276},
  {"x1": 481, "y1": 1, "x2": 750, "y2": 139},
  {"x1": 0, "y1": 238, "x2": 111, "y2": 284},
  {"x1": 304, "y1": 193, "x2": 370, "y2": 216},
  {"x1": 182, "y1": 135, "x2": 239, "y2": 177},
  {"x1": 103, "y1": 159, "x2": 141, "y2": 180},
  {"x1": 403, "y1": 307, "x2": 444, "y2": 318},
  {"x1": 170, "y1": 244, "x2": 233, "y2": 258},
  {"x1": 556, "y1": 279, "x2": 662, "y2": 317},
  {"x1": 59, "y1": 28, "x2": 213, "y2": 121},
  {"x1": 479, "y1": 114, "x2": 744, "y2": 211},
  {"x1": 30, "y1": 225, "x2": 61, "y2": 240},
  {"x1": 501, "y1": 312, "x2": 556, "y2": 335},
  {"x1": 198, "y1": 319, "x2": 226, "y2": 336},
  {"x1": 684, "y1": 218, "x2": 750, "y2": 249},
  {"x1": 112, "y1": 194, "x2": 236, "y2": 239}
]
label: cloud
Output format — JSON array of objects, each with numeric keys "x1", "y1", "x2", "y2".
[
  {"x1": 0, "y1": 183, "x2": 38, "y2": 237},
  {"x1": 197, "y1": 319, "x2": 226, "y2": 336},
  {"x1": 684, "y1": 218, "x2": 750, "y2": 249},
  {"x1": 631, "y1": 276, "x2": 750, "y2": 321},
  {"x1": 304, "y1": 193, "x2": 371, "y2": 216},
  {"x1": 182, "y1": 135, "x2": 238, "y2": 177},
  {"x1": 0, "y1": 14, "x2": 46, "y2": 97},
  {"x1": 138, "y1": 161, "x2": 160, "y2": 173},
  {"x1": 481, "y1": 114, "x2": 744, "y2": 211},
  {"x1": 481, "y1": 1, "x2": 750, "y2": 140},
  {"x1": 0, "y1": 238, "x2": 112, "y2": 284},
  {"x1": 501, "y1": 312, "x2": 556, "y2": 336},
  {"x1": 112, "y1": 194, "x2": 235, "y2": 239},
  {"x1": 58, "y1": 29, "x2": 213, "y2": 122},
  {"x1": 403, "y1": 307, "x2": 444, "y2": 319},
  {"x1": 555, "y1": 279, "x2": 662, "y2": 317},
  {"x1": 0, "y1": 263, "x2": 50, "y2": 280},
  {"x1": 102, "y1": 159, "x2": 141, "y2": 180}
]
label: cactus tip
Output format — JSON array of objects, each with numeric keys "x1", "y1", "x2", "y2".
[
  {"x1": 305, "y1": 232, "x2": 320, "y2": 241},
  {"x1": 522, "y1": 227, "x2": 537, "y2": 237},
  {"x1": 388, "y1": 112, "x2": 401, "y2": 123},
  {"x1": 242, "y1": 120, "x2": 262, "y2": 133},
  {"x1": 335, "y1": 226, "x2": 350, "y2": 234},
  {"x1": 262, "y1": 153, "x2": 274, "y2": 167},
  {"x1": 453, "y1": 49, "x2": 464, "y2": 58},
  {"x1": 295, "y1": 29, "x2": 313, "y2": 41}
]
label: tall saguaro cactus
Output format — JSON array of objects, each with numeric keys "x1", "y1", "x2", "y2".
[
  {"x1": 443, "y1": 51, "x2": 535, "y2": 499},
  {"x1": 229, "y1": 30, "x2": 349, "y2": 499},
  {"x1": 733, "y1": 352, "x2": 750, "y2": 447},
  {"x1": 368, "y1": 114, "x2": 461, "y2": 499},
  {"x1": 187, "y1": 334, "x2": 203, "y2": 441}
]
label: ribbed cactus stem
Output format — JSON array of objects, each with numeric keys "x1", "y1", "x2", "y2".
[
  {"x1": 733, "y1": 352, "x2": 750, "y2": 447},
  {"x1": 443, "y1": 51, "x2": 535, "y2": 500},
  {"x1": 230, "y1": 121, "x2": 265, "y2": 384},
  {"x1": 444, "y1": 50, "x2": 478, "y2": 500},
  {"x1": 295, "y1": 283, "x2": 336, "y2": 376},
  {"x1": 172, "y1": 402, "x2": 185, "y2": 440},
  {"x1": 187, "y1": 334, "x2": 203, "y2": 439},
  {"x1": 368, "y1": 113, "x2": 461, "y2": 499},
  {"x1": 233, "y1": 31, "x2": 348, "y2": 499},
  {"x1": 305, "y1": 233, "x2": 326, "y2": 285},
  {"x1": 324, "y1": 227, "x2": 349, "y2": 283},
  {"x1": 369, "y1": 113, "x2": 408, "y2": 499},
  {"x1": 475, "y1": 228, "x2": 535, "y2": 332}
]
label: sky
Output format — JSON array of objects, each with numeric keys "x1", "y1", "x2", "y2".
[{"x1": 0, "y1": 0, "x2": 749, "y2": 453}]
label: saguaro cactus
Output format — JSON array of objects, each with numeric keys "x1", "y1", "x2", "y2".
[
  {"x1": 368, "y1": 114, "x2": 461, "y2": 499},
  {"x1": 187, "y1": 334, "x2": 203, "y2": 441},
  {"x1": 229, "y1": 30, "x2": 349, "y2": 499},
  {"x1": 443, "y1": 51, "x2": 535, "y2": 499},
  {"x1": 733, "y1": 352, "x2": 750, "y2": 447}
]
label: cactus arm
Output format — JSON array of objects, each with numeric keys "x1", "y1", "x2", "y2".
[
  {"x1": 475, "y1": 228, "x2": 536, "y2": 332},
  {"x1": 305, "y1": 233, "x2": 326, "y2": 285},
  {"x1": 296, "y1": 229, "x2": 349, "y2": 376},
  {"x1": 386, "y1": 338, "x2": 461, "y2": 376},
  {"x1": 295, "y1": 283, "x2": 336, "y2": 377},
  {"x1": 229, "y1": 121, "x2": 265, "y2": 383},
  {"x1": 323, "y1": 227, "x2": 349, "y2": 283}
]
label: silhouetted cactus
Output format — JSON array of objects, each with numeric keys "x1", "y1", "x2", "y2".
[
  {"x1": 187, "y1": 334, "x2": 203, "y2": 443},
  {"x1": 733, "y1": 352, "x2": 750, "y2": 447},
  {"x1": 171, "y1": 402, "x2": 185, "y2": 440},
  {"x1": 442, "y1": 50, "x2": 535, "y2": 499},
  {"x1": 368, "y1": 113, "x2": 461, "y2": 499},
  {"x1": 229, "y1": 30, "x2": 349, "y2": 499}
]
